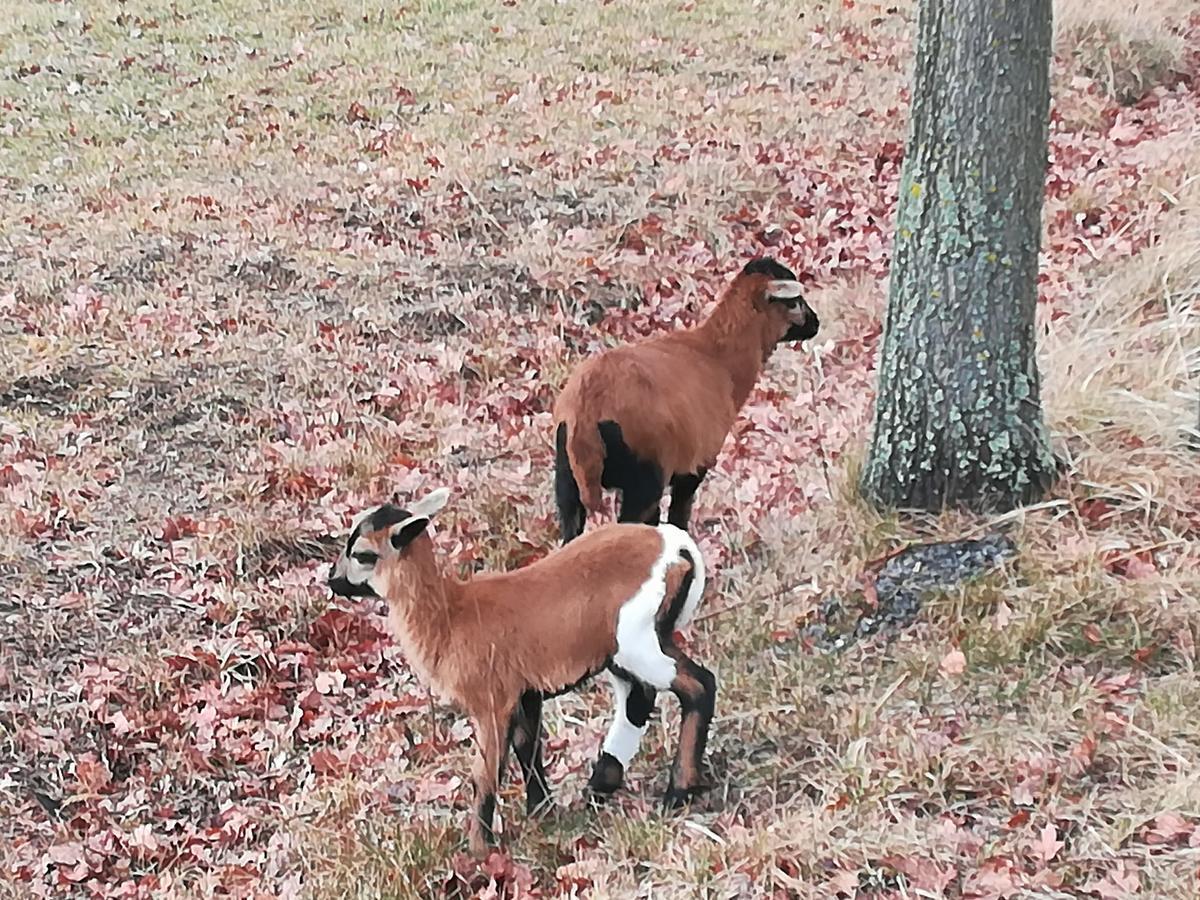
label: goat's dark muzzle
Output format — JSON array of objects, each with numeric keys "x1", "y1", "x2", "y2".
[
  {"x1": 783, "y1": 303, "x2": 820, "y2": 342},
  {"x1": 328, "y1": 569, "x2": 377, "y2": 599}
]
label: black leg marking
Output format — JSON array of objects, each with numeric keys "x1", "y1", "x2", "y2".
[
  {"x1": 625, "y1": 681, "x2": 655, "y2": 729},
  {"x1": 598, "y1": 420, "x2": 664, "y2": 525},
  {"x1": 667, "y1": 467, "x2": 708, "y2": 530},
  {"x1": 555, "y1": 423, "x2": 586, "y2": 544},
  {"x1": 477, "y1": 793, "x2": 497, "y2": 844},
  {"x1": 587, "y1": 751, "x2": 625, "y2": 798},
  {"x1": 510, "y1": 691, "x2": 551, "y2": 815}
]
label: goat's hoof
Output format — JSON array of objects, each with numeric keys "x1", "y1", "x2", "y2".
[
  {"x1": 663, "y1": 781, "x2": 709, "y2": 810},
  {"x1": 663, "y1": 787, "x2": 693, "y2": 810},
  {"x1": 586, "y1": 752, "x2": 624, "y2": 799}
]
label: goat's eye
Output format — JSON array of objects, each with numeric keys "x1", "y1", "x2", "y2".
[{"x1": 352, "y1": 552, "x2": 379, "y2": 566}]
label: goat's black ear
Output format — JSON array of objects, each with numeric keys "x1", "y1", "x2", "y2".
[{"x1": 390, "y1": 516, "x2": 429, "y2": 549}]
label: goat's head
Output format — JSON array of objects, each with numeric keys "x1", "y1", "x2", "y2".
[
  {"x1": 328, "y1": 487, "x2": 451, "y2": 599},
  {"x1": 738, "y1": 257, "x2": 820, "y2": 343}
]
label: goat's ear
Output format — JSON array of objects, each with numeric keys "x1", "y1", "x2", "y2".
[
  {"x1": 408, "y1": 487, "x2": 450, "y2": 519},
  {"x1": 390, "y1": 515, "x2": 430, "y2": 550},
  {"x1": 766, "y1": 279, "x2": 804, "y2": 300}
]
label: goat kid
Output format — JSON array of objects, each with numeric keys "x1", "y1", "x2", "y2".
[
  {"x1": 327, "y1": 487, "x2": 717, "y2": 856},
  {"x1": 553, "y1": 257, "x2": 819, "y2": 542}
]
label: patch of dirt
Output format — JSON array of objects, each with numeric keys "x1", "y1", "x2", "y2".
[
  {"x1": 63, "y1": 360, "x2": 284, "y2": 552},
  {"x1": 227, "y1": 249, "x2": 300, "y2": 291},
  {"x1": 97, "y1": 238, "x2": 185, "y2": 287},
  {"x1": 0, "y1": 364, "x2": 99, "y2": 413},
  {"x1": 233, "y1": 532, "x2": 341, "y2": 580},
  {"x1": 805, "y1": 534, "x2": 1018, "y2": 651},
  {"x1": 423, "y1": 259, "x2": 641, "y2": 330}
]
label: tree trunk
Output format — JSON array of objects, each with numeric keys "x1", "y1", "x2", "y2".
[{"x1": 860, "y1": 0, "x2": 1058, "y2": 512}]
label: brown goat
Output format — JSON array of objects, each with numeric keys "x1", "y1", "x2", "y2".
[
  {"x1": 327, "y1": 487, "x2": 716, "y2": 857},
  {"x1": 552, "y1": 257, "x2": 819, "y2": 542}
]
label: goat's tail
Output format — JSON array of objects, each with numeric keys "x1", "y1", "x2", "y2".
[{"x1": 559, "y1": 414, "x2": 605, "y2": 514}]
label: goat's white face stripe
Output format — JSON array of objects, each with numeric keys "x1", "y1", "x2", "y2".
[
  {"x1": 601, "y1": 671, "x2": 646, "y2": 765},
  {"x1": 611, "y1": 524, "x2": 705, "y2": 691},
  {"x1": 341, "y1": 537, "x2": 380, "y2": 584}
]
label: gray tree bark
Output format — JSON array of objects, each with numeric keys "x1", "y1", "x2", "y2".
[{"x1": 861, "y1": 0, "x2": 1058, "y2": 512}]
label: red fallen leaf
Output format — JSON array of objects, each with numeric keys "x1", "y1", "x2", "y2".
[
  {"x1": 164, "y1": 648, "x2": 221, "y2": 674},
  {"x1": 74, "y1": 753, "x2": 111, "y2": 793},
  {"x1": 1083, "y1": 624, "x2": 1103, "y2": 644},
  {"x1": 345, "y1": 101, "x2": 370, "y2": 124},
  {"x1": 481, "y1": 849, "x2": 514, "y2": 881},
  {"x1": 161, "y1": 515, "x2": 198, "y2": 542},
  {"x1": 1146, "y1": 811, "x2": 1192, "y2": 844},
  {"x1": 1070, "y1": 734, "x2": 1098, "y2": 770},
  {"x1": 1132, "y1": 644, "x2": 1158, "y2": 665},
  {"x1": 1007, "y1": 809, "x2": 1031, "y2": 828},
  {"x1": 205, "y1": 601, "x2": 235, "y2": 625},
  {"x1": 1123, "y1": 552, "x2": 1157, "y2": 579},
  {"x1": 1078, "y1": 498, "x2": 1115, "y2": 524},
  {"x1": 308, "y1": 608, "x2": 386, "y2": 653},
  {"x1": 309, "y1": 748, "x2": 342, "y2": 776},
  {"x1": 964, "y1": 859, "x2": 1019, "y2": 899},
  {"x1": 862, "y1": 579, "x2": 879, "y2": 608},
  {"x1": 1084, "y1": 861, "x2": 1141, "y2": 898},
  {"x1": 887, "y1": 856, "x2": 955, "y2": 893},
  {"x1": 940, "y1": 649, "x2": 966, "y2": 676}
]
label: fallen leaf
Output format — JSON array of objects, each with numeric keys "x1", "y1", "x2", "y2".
[
  {"x1": 940, "y1": 648, "x2": 966, "y2": 677},
  {"x1": 1032, "y1": 823, "x2": 1064, "y2": 863}
]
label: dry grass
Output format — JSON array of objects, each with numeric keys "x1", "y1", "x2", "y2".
[
  {"x1": 1055, "y1": 0, "x2": 1196, "y2": 104},
  {"x1": 3, "y1": 0, "x2": 1200, "y2": 897}
]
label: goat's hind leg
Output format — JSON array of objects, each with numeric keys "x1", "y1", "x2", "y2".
[
  {"x1": 661, "y1": 643, "x2": 717, "y2": 809},
  {"x1": 510, "y1": 690, "x2": 551, "y2": 815},
  {"x1": 555, "y1": 424, "x2": 586, "y2": 544},
  {"x1": 667, "y1": 465, "x2": 709, "y2": 530},
  {"x1": 588, "y1": 668, "x2": 656, "y2": 799},
  {"x1": 597, "y1": 420, "x2": 664, "y2": 526}
]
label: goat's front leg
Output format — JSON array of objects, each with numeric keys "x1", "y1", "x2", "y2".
[{"x1": 468, "y1": 701, "x2": 513, "y2": 857}]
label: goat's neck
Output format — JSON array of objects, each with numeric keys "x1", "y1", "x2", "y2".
[
  {"x1": 384, "y1": 539, "x2": 462, "y2": 678},
  {"x1": 694, "y1": 298, "x2": 777, "y2": 408}
]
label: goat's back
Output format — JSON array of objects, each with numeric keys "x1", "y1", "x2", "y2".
[
  {"x1": 456, "y1": 524, "x2": 687, "y2": 694},
  {"x1": 554, "y1": 337, "x2": 738, "y2": 476}
]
